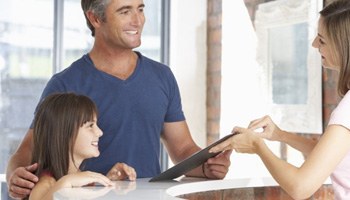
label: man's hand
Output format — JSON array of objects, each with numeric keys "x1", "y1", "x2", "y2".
[
  {"x1": 203, "y1": 150, "x2": 232, "y2": 179},
  {"x1": 7, "y1": 163, "x2": 38, "y2": 199}
]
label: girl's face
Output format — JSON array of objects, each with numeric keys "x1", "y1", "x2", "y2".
[
  {"x1": 312, "y1": 18, "x2": 339, "y2": 71},
  {"x1": 73, "y1": 116, "x2": 103, "y2": 163}
]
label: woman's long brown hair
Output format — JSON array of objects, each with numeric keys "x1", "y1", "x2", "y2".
[{"x1": 320, "y1": 0, "x2": 350, "y2": 97}]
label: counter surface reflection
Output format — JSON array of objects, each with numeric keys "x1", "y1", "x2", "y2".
[{"x1": 54, "y1": 177, "x2": 283, "y2": 200}]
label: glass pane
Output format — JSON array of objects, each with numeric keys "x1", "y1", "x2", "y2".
[
  {"x1": 270, "y1": 22, "x2": 308, "y2": 104},
  {"x1": 136, "y1": 0, "x2": 162, "y2": 61},
  {"x1": 63, "y1": 0, "x2": 93, "y2": 68},
  {"x1": 0, "y1": 0, "x2": 53, "y2": 173}
]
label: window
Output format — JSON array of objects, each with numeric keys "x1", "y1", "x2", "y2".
[
  {"x1": 0, "y1": 0, "x2": 162, "y2": 179},
  {"x1": 221, "y1": 0, "x2": 322, "y2": 179},
  {"x1": 0, "y1": 0, "x2": 54, "y2": 176}
]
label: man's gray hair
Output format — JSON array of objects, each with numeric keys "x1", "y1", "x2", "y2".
[{"x1": 81, "y1": 0, "x2": 111, "y2": 36}]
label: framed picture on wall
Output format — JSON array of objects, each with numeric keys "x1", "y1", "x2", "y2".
[{"x1": 255, "y1": 0, "x2": 323, "y2": 134}]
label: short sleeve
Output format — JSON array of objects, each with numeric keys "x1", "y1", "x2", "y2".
[
  {"x1": 328, "y1": 91, "x2": 350, "y2": 130},
  {"x1": 29, "y1": 75, "x2": 66, "y2": 128},
  {"x1": 164, "y1": 68, "x2": 185, "y2": 122}
]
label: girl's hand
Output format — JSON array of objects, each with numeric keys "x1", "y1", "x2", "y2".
[
  {"x1": 107, "y1": 163, "x2": 137, "y2": 181},
  {"x1": 59, "y1": 171, "x2": 114, "y2": 188},
  {"x1": 247, "y1": 115, "x2": 283, "y2": 142}
]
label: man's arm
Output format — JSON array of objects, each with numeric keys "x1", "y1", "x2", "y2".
[
  {"x1": 161, "y1": 121, "x2": 231, "y2": 179},
  {"x1": 6, "y1": 129, "x2": 38, "y2": 199}
]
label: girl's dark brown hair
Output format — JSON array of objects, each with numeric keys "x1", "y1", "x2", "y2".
[
  {"x1": 31, "y1": 93, "x2": 97, "y2": 180},
  {"x1": 320, "y1": 0, "x2": 350, "y2": 97}
]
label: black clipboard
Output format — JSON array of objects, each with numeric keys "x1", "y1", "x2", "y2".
[{"x1": 149, "y1": 133, "x2": 237, "y2": 182}]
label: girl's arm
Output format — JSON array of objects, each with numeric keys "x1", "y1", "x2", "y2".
[
  {"x1": 29, "y1": 171, "x2": 113, "y2": 200},
  {"x1": 28, "y1": 175, "x2": 56, "y2": 200}
]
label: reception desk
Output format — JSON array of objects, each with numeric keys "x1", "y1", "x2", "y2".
[{"x1": 53, "y1": 177, "x2": 334, "y2": 200}]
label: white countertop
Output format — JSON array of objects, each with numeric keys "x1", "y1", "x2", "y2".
[{"x1": 53, "y1": 176, "x2": 279, "y2": 200}]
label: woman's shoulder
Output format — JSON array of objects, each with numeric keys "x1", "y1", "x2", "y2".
[
  {"x1": 328, "y1": 90, "x2": 350, "y2": 128},
  {"x1": 334, "y1": 91, "x2": 350, "y2": 113}
]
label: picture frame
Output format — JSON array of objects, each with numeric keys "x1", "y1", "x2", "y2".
[{"x1": 254, "y1": 0, "x2": 323, "y2": 133}]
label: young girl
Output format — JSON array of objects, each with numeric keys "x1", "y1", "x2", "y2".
[
  {"x1": 210, "y1": 0, "x2": 350, "y2": 199},
  {"x1": 29, "y1": 93, "x2": 136, "y2": 200}
]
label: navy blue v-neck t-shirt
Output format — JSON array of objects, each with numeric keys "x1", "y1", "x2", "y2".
[{"x1": 33, "y1": 52, "x2": 185, "y2": 177}]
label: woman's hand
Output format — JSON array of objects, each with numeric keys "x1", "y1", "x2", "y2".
[
  {"x1": 107, "y1": 163, "x2": 137, "y2": 181},
  {"x1": 209, "y1": 127, "x2": 264, "y2": 154},
  {"x1": 247, "y1": 115, "x2": 283, "y2": 142}
]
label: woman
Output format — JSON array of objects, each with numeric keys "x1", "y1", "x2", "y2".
[{"x1": 210, "y1": 0, "x2": 350, "y2": 199}]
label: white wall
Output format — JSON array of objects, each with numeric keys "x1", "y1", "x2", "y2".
[
  {"x1": 221, "y1": 0, "x2": 271, "y2": 179},
  {"x1": 170, "y1": 0, "x2": 207, "y2": 148}
]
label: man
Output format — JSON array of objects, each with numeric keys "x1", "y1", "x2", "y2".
[{"x1": 6, "y1": 0, "x2": 232, "y2": 198}]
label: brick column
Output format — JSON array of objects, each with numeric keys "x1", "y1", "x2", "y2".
[
  {"x1": 322, "y1": 69, "x2": 341, "y2": 127},
  {"x1": 206, "y1": 0, "x2": 222, "y2": 145}
]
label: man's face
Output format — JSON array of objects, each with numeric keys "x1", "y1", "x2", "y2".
[{"x1": 98, "y1": 0, "x2": 145, "y2": 50}]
